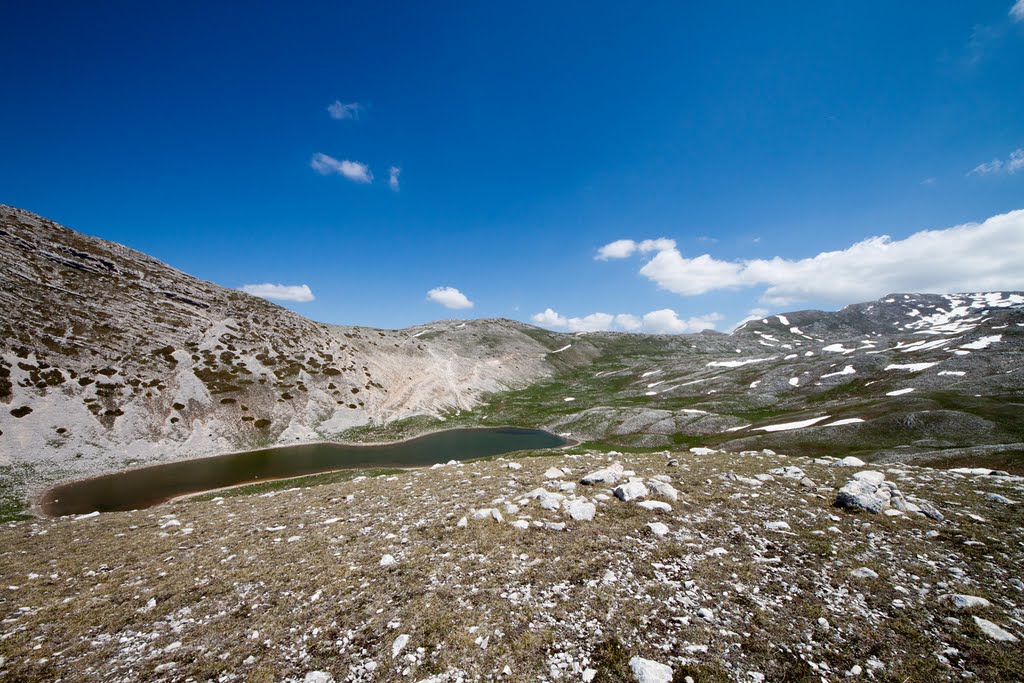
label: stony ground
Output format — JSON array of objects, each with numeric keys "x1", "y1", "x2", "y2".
[{"x1": 2, "y1": 448, "x2": 1023, "y2": 682}]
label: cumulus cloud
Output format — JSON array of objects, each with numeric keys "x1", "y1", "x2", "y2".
[
  {"x1": 388, "y1": 166, "x2": 401, "y2": 191},
  {"x1": 427, "y1": 286, "x2": 474, "y2": 310},
  {"x1": 595, "y1": 238, "x2": 676, "y2": 260},
  {"x1": 1012, "y1": 0, "x2": 1024, "y2": 21},
  {"x1": 595, "y1": 239, "x2": 639, "y2": 260},
  {"x1": 311, "y1": 153, "x2": 373, "y2": 183},
  {"x1": 604, "y1": 209, "x2": 1024, "y2": 306},
  {"x1": 327, "y1": 100, "x2": 362, "y2": 120},
  {"x1": 530, "y1": 308, "x2": 721, "y2": 334},
  {"x1": 641, "y1": 309, "x2": 723, "y2": 334},
  {"x1": 240, "y1": 283, "x2": 315, "y2": 303},
  {"x1": 969, "y1": 148, "x2": 1024, "y2": 176}
]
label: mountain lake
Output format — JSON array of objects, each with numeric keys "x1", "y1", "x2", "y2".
[{"x1": 39, "y1": 427, "x2": 569, "y2": 516}]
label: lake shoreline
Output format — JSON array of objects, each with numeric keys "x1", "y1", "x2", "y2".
[{"x1": 35, "y1": 425, "x2": 577, "y2": 518}]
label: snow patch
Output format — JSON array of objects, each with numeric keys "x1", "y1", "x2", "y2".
[{"x1": 754, "y1": 415, "x2": 831, "y2": 432}]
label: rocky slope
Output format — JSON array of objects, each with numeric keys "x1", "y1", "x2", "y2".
[
  {"x1": 1, "y1": 447, "x2": 1022, "y2": 681},
  {"x1": 1, "y1": 204, "x2": 1023, "y2": 510}
]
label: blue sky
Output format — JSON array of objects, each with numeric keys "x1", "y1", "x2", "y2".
[{"x1": 2, "y1": 1, "x2": 1023, "y2": 332}]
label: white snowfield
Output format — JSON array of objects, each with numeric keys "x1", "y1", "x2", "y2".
[
  {"x1": 824, "y1": 417, "x2": 865, "y2": 427},
  {"x1": 885, "y1": 362, "x2": 938, "y2": 372},
  {"x1": 886, "y1": 388, "x2": 916, "y2": 396},
  {"x1": 821, "y1": 365, "x2": 856, "y2": 379},
  {"x1": 822, "y1": 343, "x2": 856, "y2": 354},
  {"x1": 754, "y1": 415, "x2": 831, "y2": 432},
  {"x1": 960, "y1": 335, "x2": 1002, "y2": 350},
  {"x1": 706, "y1": 357, "x2": 773, "y2": 368}
]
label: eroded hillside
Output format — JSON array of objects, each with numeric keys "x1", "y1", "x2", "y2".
[{"x1": 0, "y1": 205, "x2": 596, "y2": 496}]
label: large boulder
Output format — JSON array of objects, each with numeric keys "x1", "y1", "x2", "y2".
[
  {"x1": 614, "y1": 480, "x2": 648, "y2": 502},
  {"x1": 564, "y1": 499, "x2": 596, "y2": 521},
  {"x1": 835, "y1": 476, "x2": 895, "y2": 513}
]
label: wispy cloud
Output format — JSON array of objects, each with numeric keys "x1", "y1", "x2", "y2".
[
  {"x1": 595, "y1": 238, "x2": 676, "y2": 260},
  {"x1": 427, "y1": 286, "x2": 474, "y2": 310},
  {"x1": 531, "y1": 307, "x2": 722, "y2": 334},
  {"x1": 327, "y1": 100, "x2": 362, "y2": 120},
  {"x1": 388, "y1": 166, "x2": 401, "y2": 191},
  {"x1": 601, "y1": 208, "x2": 1024, "y2": 306},
  {"x1": 968, "y1": 148, "x2": 1024, "y2": 176},
  {"x1": 311, "y1": 153, "x2": 373, "y2": 183},
  {"x1": 1011, "y1": 0, "x2": 1024, "y2": 22},
  {"x1": 240, "y1": 283, "x2": 315, "y2": 303}
]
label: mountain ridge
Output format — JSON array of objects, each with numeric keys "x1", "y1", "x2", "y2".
[{"x1": 1, "y1": 205, "x2": 1023, "y2": 512}]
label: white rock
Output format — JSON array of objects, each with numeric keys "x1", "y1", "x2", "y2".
[
  {"x1": 505, "y1": 462, "x2": 522, "y2": 470},
  {"x1": 764, "y1": 521, "x2": 791, "y2": 532},
  {"x1": 835, "y1": 479, "x2": 893, "y2": 514},
  {"x1": 544, "y1": 522, "x2": 567, "y2": 531},
  {"x1": 940, "y1": 594, "x2": 991, "y2": 610},
  {"x1": 538, "y1": 493, "x2": 566, "y2": 511},
  {"x1": 852, "y1": 470, "x2": 886, "y2": 485},
  {"x1": 545, "y1": 467, "x2": 565, "y2": 479},
  {"x1": 304, "y1": 673, "x2": 334, "y2": 683},
  {"x1": 697, "y1": 607, "x2": 715, "y2": 621},
  {"x1": 984, "y1": 492, "x2": 1015, "y2": 504},
  {"x1": 511, "y1": 520, "x2": 530, "y2": 530},
  {"x1": 647, "y1": 522, "x2": 669, "y2": 536},
  {"x1": 850, "y1": 567, "x2": 878, "y2": 579},
  {"x1": 646, "y1": 480, "x2": 679, "y2": 501},
  {"x1": 580, "y1": 462, "x2": 625, "y2": 485},
  {"x1": 834, "y1": 456, "x2": 867, "y2": 467},
  {"x1": 582, "y1": 669, "x2": 597, "y2": 682},
  {"x1": 456, "y1": 517, "x2": 467, "y2": 528},
  {"x1": 565, "y1": 500, "x2": 596, "y2": 521},
  {"x1": 690, "y1": 447, "x2": 717, "y2": 455},
  {"x1": 973, "y1": 616, "x2": 1019, "y2": 642},
  {"x1": 637, "y1": 500, "x2": 672, "y2": 513},
  {"x1": 614, "y1": 480, "x2": 648, "y2": 502},
  {"x1": 629, "y1": 656, "x2": 673, "y2": 683},
  {"x1": 392, "y1": 634, "x2": 410, "y2": 658},
  {"x1": 379, "y1": 554, "x2": 397, "y2": 567},
  {"x1": 769, "y1": 466, "x2": 805, "y2": 479}
]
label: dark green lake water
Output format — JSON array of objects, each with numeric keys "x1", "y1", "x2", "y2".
[{"x1": 40, "y1": 427, "x2": 567, "y2": 516}]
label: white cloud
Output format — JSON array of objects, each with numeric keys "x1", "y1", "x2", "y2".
[
  {"x1": 327, "y1": 100, "x2": 362, "y2": 120},
  {"x1": 311, "y1": 153, "x2": 373, "y2": 183},
  {"x1": 607, "y1": 209, "x2": 1024, "y2": 306},
  {"x1": 641, "y1": 309, "x2": 723, "y2": 334},
  {"x1": 969, "y1": 148, "x2": 1024, "y2": 176},
  {"x1": 240, "y1": 283, "x2": 315, "y2": 303},
  {"x1": 613, "y1": 313, "x2": 642, "y2": 331},
  {"x1": 595, "y1": 239, "x2": 638, "y2": 260},
  {"x1": 1011, "y1": 0, "x2": 1024, "y2": 21},
  {"x1": 595, "y1": 237, "x2": 675, "y2": 260},
  {"x1": 388, "y1": 166, "x2": 401, "y2": 191},
  {"x1": 531, "y1": 308, "x2": 721, "y2": 334},
  {"x1": 427, "y1": 286, "x2": 474, "y2": 310}
]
